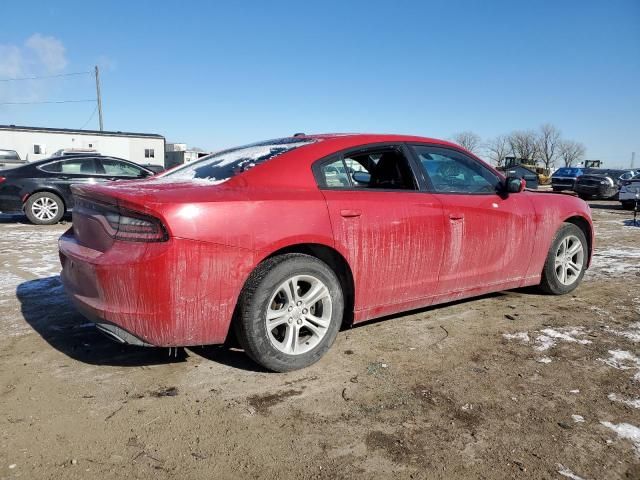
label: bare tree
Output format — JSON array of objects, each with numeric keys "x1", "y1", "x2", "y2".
[
  {"x1": 484, "y1": 135, "x2": 510, "y2": 168},
  {"x1": 558, "y1": 140, "x2": 586, "y2": 167},
  {"x1": 537, "y1": 123, "x2": 561, "y2": 171},
  {"x1": 507, "y1": 130, "x2": 539, "y2": 163},
  {"x1": 452, "y1": 131, "x2": 482, "y2": 154}
]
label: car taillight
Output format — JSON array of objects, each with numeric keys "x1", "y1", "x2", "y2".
[
  {"x1": 105, "y1": 209, "x2": 168, "y2": 242},
  {"x1": 75, "y1": 198, "x2": 168, "y2": 242},
  {"x1": 0, "y1": 176, "x2": 6, "y2": 184}
]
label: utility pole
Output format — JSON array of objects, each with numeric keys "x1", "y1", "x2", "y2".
[
  {"x1": 94, "y1": 65, "x2": 104, "y2": 131},
  {"x1": 631, "y1": 151, "x2": 636, "y2": 169}
]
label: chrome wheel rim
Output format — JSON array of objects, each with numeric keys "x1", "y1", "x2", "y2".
[
  {"x1": 554, "y1": 235, "x2": 584, "y2": 286},
  {"x1": 265, "y1": 274, "x2": 332, "y2": 355},
  {"x1": 32, "y1": 197, "x2": 59, "y2": 221}
]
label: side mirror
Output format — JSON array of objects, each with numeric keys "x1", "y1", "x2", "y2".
[
  {"x1": 352, "y1": 171, "x2": 371, "y2": 185},
  {"x1": 505, "y1": 176, "x2": 526, "y2": 193}
]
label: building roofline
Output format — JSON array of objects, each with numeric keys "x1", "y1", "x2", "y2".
[{"x1": 0, "y1": 124, "x2": 164, "y2": 139}]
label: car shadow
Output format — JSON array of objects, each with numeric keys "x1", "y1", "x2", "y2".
[
  {"x1": 587, "y1": 203, "x2": 624, "y2": 211},
  {"x1": 623, "y1": 219, "x2": 640, "y2": 228},
  {"x1": 16, "y1": 275, "x2": 267, "y2": 371},
  {"x1": 16, "y1": 276, "x2": 188, "y2": 367}
]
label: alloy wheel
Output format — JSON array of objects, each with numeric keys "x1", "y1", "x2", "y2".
[
  {"x1": 31, "y1": 197, "x2": 59, "y2": 221},
  {"x1": 265, "y1": 274, "x2": 332, "y2": 355},
  {"x1": 554, "y1": 234, "x2": 584, "y2": 285}
]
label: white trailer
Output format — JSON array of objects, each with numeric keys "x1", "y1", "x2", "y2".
[{"x1": 0, "y1": 125, "x2": 166, "y2": 166}]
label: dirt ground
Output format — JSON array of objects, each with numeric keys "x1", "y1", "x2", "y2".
[{"x1": 1, "y1": 200, "x2": 639, "y2": 480}]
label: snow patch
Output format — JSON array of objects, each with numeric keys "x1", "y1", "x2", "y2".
[
  {"x1": 608, "y1": 393, "x2": 640, "y2": 409},
  {"x1": 502, "y1": 332, "x2": 530, "y2": 343},
  {"x1": 608, "y1": 322, "x2": 640, "y2": 343},
  {"x1": 600, "y1": 421, "x2": 640, "y2": 456},
  {"x1": 557, "y1": 464, "x2": 586, "y2": 480},
  {"x1": 588, "y1": 247, "x2": 640, "y2": 278}
]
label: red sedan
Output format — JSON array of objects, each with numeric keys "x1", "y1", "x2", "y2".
[{"x1": 59, "y1": 134, "x2": 593, "y2": 371}]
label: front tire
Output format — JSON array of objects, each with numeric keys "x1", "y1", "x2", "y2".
[
  {"x1": 235, "y1": 253, "x2": 344, "y2": 372},
  {"x1": 538, "y1": 223, "x2": 588, "y2": 295},
  {"x1": 25, "y1": 192, "x2": 64, "y2": 225}
]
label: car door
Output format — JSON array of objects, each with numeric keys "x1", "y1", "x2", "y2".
[
  {"x1": 316, "y1": 144, "x2": 446, "y2": 315},
  {"x1": 409, "y1": 144, "x2": 536, "y2": 297},
  {"x1": 97, "y1": 157, "x2": 151, "y2": 181},
  {"x1": 38, "y1": 157, "x2": 103, "y2": 207}
]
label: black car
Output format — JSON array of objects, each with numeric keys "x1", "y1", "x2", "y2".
[
  {"x1": 574, "y1": 169, "x2": 636, "y2": 200},
  {"x1": 0, "y1": 156, "x2": 154, "y2": 224},
  {"x1": 551, "y1": 166, "x2": 587, "y2": 191}
]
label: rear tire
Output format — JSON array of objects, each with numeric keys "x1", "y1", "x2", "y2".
[
  {"x1": 24, "y1": 192, "x2": 64, "y2": 225},
  {"x1": 620, "y1": 201, "x2": 635, "y2": 211},
  {"x1": 234, "y1": 253, "x2": 344, "y2": 372},
  {"x1": 538, "y1": 223, "x2": 588, "y2": 295}
]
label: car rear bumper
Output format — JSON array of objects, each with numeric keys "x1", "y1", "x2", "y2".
[{"x1": 58, "y1": 228, "x2": 252, "y2": 347}]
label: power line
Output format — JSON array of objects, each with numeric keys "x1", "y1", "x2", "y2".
[
  {"x1": 0, "y1": 99, "x2": 96, "y2": 105},
  {"x1": 79, "y1": 103, "x2": 99, "y2": 129},
  {"x1": 0, "y1": 71, "x2": 92, "y2": 82}
]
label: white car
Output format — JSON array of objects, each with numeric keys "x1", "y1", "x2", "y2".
[{"x1": 619, "y1": 173, "x2": 640, "y2": 210}]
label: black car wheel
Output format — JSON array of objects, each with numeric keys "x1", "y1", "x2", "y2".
[
  {"x1": 539, "y1": 223, "x2": 588, "y2": 295},
  {"x1": 25, "y1": 192, "x2": 65, "y2": 225},
  {"x1": 234, "y1": 253, "x2": 344, "y2": 372}
]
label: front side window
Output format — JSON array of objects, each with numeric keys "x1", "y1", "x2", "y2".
[
  {"x1": 162, "y1": 137, "x2": 316, "y2": 184},
  {"x1": 318, "y1": 147, "x2": 418, "y2": 191},
  {"x1": 41, "y1": 158, "x2": 98, "y2": 175},
  {"x1": 412, "y1": 145, "x2": 499, "y2": 194},
  {"x1": 100, "y1": 158, "x2": 145, "y2": 177}
]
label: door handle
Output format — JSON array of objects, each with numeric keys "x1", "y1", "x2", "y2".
[
  {"x1": 449, "y1": 213, "x2": 464, "y2": 220},
  {"x1": 340, "y1": 209, "x2": 362, "y2": 218}
]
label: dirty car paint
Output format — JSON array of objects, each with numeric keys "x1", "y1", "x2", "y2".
[{"x1": 58, "y1": 134, "x2": 594, "y2": 347}]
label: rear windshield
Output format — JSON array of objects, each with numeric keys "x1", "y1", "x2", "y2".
[
  {"x1": 553, "y1": 167, "x2": 582, "y2": 177},
  {"x1": 162, "y1": 137, "x2": 316, "y2": 184},
  {"x1": 0, "y1": 149, "x2": 20, "y2": 161}
]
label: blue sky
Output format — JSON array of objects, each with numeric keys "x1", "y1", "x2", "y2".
[{"x1": 0, "y1": 0, "x2": 638, "y2": 167}]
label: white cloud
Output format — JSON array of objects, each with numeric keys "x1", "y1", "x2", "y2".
[
  {"x1": 0, "y1": 45, "x2": 24, "y2": 78},
  {"x1": 0, "y1": 34, "x2": 68, "y2": 80},
  {"x1": 25, "y1": 34, "x2": 68, "y2": 73},
  {"x1": 0, "y1": 34, "x2": 69, "y2": 105}
]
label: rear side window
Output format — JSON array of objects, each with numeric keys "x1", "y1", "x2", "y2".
[
  {"x1": 412, "y1": 145, "x2": 499, "y2": 194},
  {"x1": 163, "y1": 137, "x2": 316, "y2": 184},
  {"x1": 100, "y1": 158, "x2": 145, "y2": 177},
  {"x1": 41, "y1": 158, "x2": 98, "y2": 174},
  {"x1": 321, "y1": 158, "x2": 351, "y2": 187}
]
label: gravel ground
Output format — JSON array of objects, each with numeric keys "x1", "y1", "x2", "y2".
[{"x1": 0, "y1": 201, "x2": 639, "y2": 480}]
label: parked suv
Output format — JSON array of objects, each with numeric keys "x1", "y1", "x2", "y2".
[
  {"x1": 619, "y1": 173, "x2": 640, "y2": 210},
  {"x1": 551, "y1": 167, "x2": 586, "y2": 191},
  {"x1": 0, "y1": 149, "x2": 26, "y2": 169},
  {"x1": 574, "y1": 169, "x2": 636, "y2": 200}
]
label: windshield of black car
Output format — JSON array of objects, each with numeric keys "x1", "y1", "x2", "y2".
[
  {"x1": 162, "y1": 137, "x2": 316, "y2": 184},
  {"x1": 554, "y1": 168, "x2": 582, "y2": 177}
]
